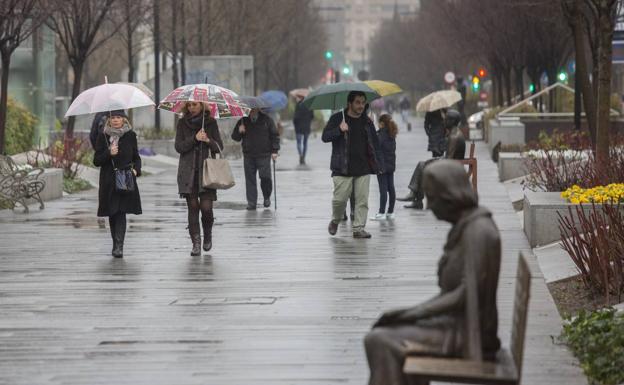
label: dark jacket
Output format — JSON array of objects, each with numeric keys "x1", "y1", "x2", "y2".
[
  {"x1": 321, "y1": 110, "x2": 383, "y2": 176},
  {"x1": 377, "y1": 127, "x2": 396, "y2": 173},
  {"x1": 425, "y1": 110, "x2": 446, "y2": 154},
  {"x1": 231, "y1": 112, "x2": 280, "y2": 158},
  {"x1": 93, "y1": 129, "x2": 142, "y2": 217},
  {"x1": 175, "y1": 112, "x2": 223, "y2": 196},
  {"x1": 293, "y1": 101, "x2": 314, "y2": 135}
]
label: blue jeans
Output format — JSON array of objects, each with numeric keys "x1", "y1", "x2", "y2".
[
  {"x1": 377, "y1": 172, "x2": 396, "y2": 214},
  {"x1": 296, "y1": 133, "x2": 309, "y2": 157}
]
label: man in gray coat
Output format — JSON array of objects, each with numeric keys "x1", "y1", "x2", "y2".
[{"x1": 232, "y1": 108, "x2": 280, "y2": 210}]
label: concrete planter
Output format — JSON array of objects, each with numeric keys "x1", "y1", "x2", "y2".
[
  {"x1": 498, "y1": 152, "x2": 527, "y2": 181},
  {"x1": 23, "y1": 168, "x2": 63, "y2": 206},
  {"x1": 522, "y1": 191, "x2": 619, "y2": 247},
  {"x1": 138, "y1": 139, "x2": 177, "y2": 157},
  {"x1": 488, "y1": 118, "x2": 526, "y2": 153}
]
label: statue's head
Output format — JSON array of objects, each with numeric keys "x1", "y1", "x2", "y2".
[{"x1": 423, "y1": 160, "x2": 477, "y2": 223}]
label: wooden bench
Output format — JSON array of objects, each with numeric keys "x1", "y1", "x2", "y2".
[
  {"x1": 458, "y1": 142, "x2": 478, "y2": 193},
  {"x1": 0, "y1": 155, "x2": 46, "y2": 213},
  {"x1": 404, "y1": 253, "x2": 531, "y2": 385}
]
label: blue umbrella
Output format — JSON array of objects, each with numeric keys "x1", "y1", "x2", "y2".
[{"x1": 260, "y1": 90, "x2": 288, "y2": 112}]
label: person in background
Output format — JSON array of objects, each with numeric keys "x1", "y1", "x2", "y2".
[
  {"x1": 293, "y1": 95, "x2": 314, "y2": 165},
  {"x1": 371, "y1": 114, "x2": 398, "y2": 220},
  {"x1": 424, "y1": 108, "x2": 446, "y2": 157}
]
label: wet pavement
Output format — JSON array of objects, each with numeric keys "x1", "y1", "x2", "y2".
[{"x1": 0, "y1": 116, "x2": 585, "y2": 384}]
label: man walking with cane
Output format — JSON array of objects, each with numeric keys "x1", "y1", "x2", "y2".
[
  {"x1": 322, "y1": 91, "x2": 383, "y2": 239},
  {"x1": 232, "y1": 108, "x2": 280, "y2": 210}
]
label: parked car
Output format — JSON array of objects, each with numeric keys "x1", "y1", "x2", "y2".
[{"x1": 468, "y1": 111, "x2": 484, "y2": 130}]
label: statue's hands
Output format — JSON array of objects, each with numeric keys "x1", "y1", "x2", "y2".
[{"x1": 373, "y1": 308, "x2": 406, "y2": 328}]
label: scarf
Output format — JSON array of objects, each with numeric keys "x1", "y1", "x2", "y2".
[{"x1": 104, "y1": 123, "x2": 131, "y2": 146}]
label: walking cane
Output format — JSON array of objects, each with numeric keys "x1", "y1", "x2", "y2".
[{"x1": 273, "y1": 158, "x2": 277, "y2": 210}]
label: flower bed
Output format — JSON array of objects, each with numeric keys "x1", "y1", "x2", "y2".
[{"x1": 561, "y1": 184, "x2": 624, "y2": 204}]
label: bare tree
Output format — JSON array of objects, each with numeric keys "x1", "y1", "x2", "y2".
[
  {"x1": 0, "y1": 0, "x2": 48, "y2": 154},
  {"x1": 46, "y1": 0, "x2": 119, "y2": 138}
]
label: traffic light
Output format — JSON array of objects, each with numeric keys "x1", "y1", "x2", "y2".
[
  {"x1": 558, "y1": 71, "x2": 568, "y2": 82},
  {"x1": 478, "y1": 68, "x2": 487, "y2": 78},
  {"x1": 325, "y1": 50, "x2": 333, "y2": 60},
  {"x1": 529, "y1": 83, "x2": 535, "y2": 93},
  {"x1": 471, "y1": 76, "x2": 480, "y2": 91},
  {"x1": 342, "y1": 65, "x2": 351, "y2": 75}
]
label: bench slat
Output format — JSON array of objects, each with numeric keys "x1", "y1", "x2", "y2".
[{"x1": 404, "y1": 349, "x2": 518, "y2": 385}]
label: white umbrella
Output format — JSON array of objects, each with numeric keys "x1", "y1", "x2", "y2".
[
  {"x1": 416, "y1": 90, "x2": 462, "y2": 112},
  {"x1": 65, "y1": 82, "x2": 154, "y2": 117}
]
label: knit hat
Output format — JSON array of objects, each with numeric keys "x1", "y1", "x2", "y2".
[{"x1": 109, "y1": 109, "x2": 128, "y2": 119}]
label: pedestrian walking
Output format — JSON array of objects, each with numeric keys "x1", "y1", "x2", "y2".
[
  {"x1": 293, "y1": 95, "x2": 314, "y2": 165},
  {"x1": 231, "y1": 108, "x2": 280, "y2": 210},
  {"x1": 424, "y1": 108, "x2": 446, "y2": 157},
  {"x1": 93, "y1": 110, "x2": 142, "y2": 258},
  {"x1": 399, "y1": 96, "x2": 411, "y2": 129},
  {"x1": 371, "y1": 114, "x2": 397, "y2": 220},
  {"x1": 175, "y1": 101, "x2": 224, "y2": 256},
  {"x1": 322, "y1": 91, "x2": 383, "y2": 239}
]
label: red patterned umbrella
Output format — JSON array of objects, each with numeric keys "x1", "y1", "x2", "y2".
[{"x1": 158, "y1": 84, "x2": 249, "y2": 118}]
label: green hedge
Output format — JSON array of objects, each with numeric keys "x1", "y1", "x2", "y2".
[
  {"x1": 4, "y1": 97, "x2": 38, "y2": 155},
  {"x1": 561, "y1": 308, "x2": 624, "y2": 385}
]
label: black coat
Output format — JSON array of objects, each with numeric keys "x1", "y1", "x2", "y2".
[
  {"x1": 231, "y1": 112, "x2": 280, "y2": 158},
  {"x1": 425, "y1": 110, "x2": 446, "y2": 154},
  {"x1": 175, "y1": 113, "x2": 223, "y2": 196},
  {"x1": 93, "y1": 130, "x2": 142, "y2": 217},
  {"x1": 377, "y1": 128, "x2": 396, "y2": 173},
  {"x1": 321, "y1": 110, "x2": 383, "y2": 176},
  {"x1": 293, "y1": 101, "x2": 314, "y2": 135}
]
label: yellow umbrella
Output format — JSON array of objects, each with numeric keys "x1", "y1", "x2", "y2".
[{"x1": 364, "y1": 80, "x2": 402, "y2": 97}]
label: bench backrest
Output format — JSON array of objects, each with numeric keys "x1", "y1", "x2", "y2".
[
  {"x1": 468, "y1": 142, "x2": 475, "y2": 159},
  {"x1": 510, "y1": 253, "x2": 531, "y2": 379},
  {"x1": 0, "y1": 155, "x2": 16, "y2": 176}
]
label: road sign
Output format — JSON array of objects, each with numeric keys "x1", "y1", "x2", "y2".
[
  {"x1": 479, "y1": 91, "x2": 488, "y2": 101},
  {"x1": 444, "y1": 71, "x2": 456, "y2": 84}
]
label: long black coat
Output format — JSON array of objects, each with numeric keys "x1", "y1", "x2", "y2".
[
  {"x1": 425, "y1": 110, "x2": 446, "y2": 154},
  {"x1": 93, "y1": 130, "x2": 142, "y2": 217},
  {"x1": 175, "y1": 113, "x2": 223, "y2": 196},
  {"x1": 377, "y1": 128, "x2": 396, "y2": 173}
]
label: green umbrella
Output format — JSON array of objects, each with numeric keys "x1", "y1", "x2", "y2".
[{"x1": 302, "y1": 82, "x2": 381, "y2": 111}]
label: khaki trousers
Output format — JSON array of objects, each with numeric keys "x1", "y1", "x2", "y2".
[{"x1": 332, "y1": 175, "x2": 370, "y2": 232}]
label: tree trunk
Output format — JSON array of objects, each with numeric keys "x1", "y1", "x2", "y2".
[
  {"x1": 0, "y1": 53, "x2": 11, "y2": 154},
  {"x1": 171, "y1": 0, "x2": 179, "y2": 89},
  {"x1": 67, "y1": 60, "x2": 84, "y2": 139},
  {"x1": 504, "y1": 68, "x2": 512, "y2": 106},
  {"x1": 154, "y1": 0, "x2": 161, "y2": 132},
  {"x1": 180, "y1": 1, "x2": 187, "y2": 85},
  {"x1": 595, "y1": 0, "x2": 616, "y2": 168},
  {"x1": 571, "y1": 0, "x2": 597, "y2": 145},
  {"x1": 514, "y1": 67, "x2": 524, "y2": 101}
]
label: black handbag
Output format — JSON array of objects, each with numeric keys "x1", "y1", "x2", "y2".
[
  {"x1": 108, "y1": 137, "x2": 135, "y2": 193},
  {"x1": 113, "y1": 167, "x2": 135, "y2": 192}
]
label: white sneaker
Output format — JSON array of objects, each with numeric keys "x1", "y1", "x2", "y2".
[
  {"x1": 370, "y1": 213, "x2": 386, "y2": 220},
  {"x1": 386, "y1": 213, "x2": 395, "y2": 219}
]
